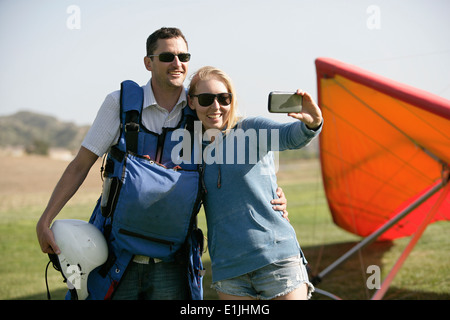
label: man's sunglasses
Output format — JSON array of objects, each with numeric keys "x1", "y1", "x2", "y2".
[
  {"x1": 148, "y1": 52, "x2": 191, "y2": 63},
  {"x1": 190, "y1": 93, "x2": 233, "y2": 107}
]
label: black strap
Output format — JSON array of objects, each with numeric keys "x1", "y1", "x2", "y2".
[
  {"x1": 124, "y1": 110, "x2": 140, "y2": 153},
  {"x1": 45, "y1": 260, "x2": 53, "y2": 300},
  {"x1": 45, "y1": 254, "x2": 79, "y2": 300},
  {"x1": 119, "y1": 80, "x2": 144, "y2": 154}
]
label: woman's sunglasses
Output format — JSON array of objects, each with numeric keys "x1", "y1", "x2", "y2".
[
  {"x1": 190, "y1": 93, "x2": 232, "y2": 107},
  {"x1": 148, "y1": 52, "x2": 191, "y2": 63}
]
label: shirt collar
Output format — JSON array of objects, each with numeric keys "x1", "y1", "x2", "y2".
[{"x1": 143, "y1": 79, "x2": 187, "y2": 111}]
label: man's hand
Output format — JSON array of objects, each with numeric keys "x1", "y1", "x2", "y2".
[
  {"x1": 36, "y1": 218, "x2": 60, "y2": 254},
  {"x1": 272, "y1": 187, "x2": 289, "y2": 221}
]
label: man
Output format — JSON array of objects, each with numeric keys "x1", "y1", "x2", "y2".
[{"x1": 37, "y1": 27, "x2": 287, "y2": 300}]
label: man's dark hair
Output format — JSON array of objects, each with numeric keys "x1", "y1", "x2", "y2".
[{"x1": 146, "y1": 27, "x2": 188, "y2": 57}]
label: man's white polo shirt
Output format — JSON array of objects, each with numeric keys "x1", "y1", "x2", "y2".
[{"x1": 82, "y1": 80, "x2": 187, "y2": 157}]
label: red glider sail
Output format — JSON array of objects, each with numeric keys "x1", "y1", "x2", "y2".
[{"x1": 315, "y1": 57, "x2": 450, "y2": 240}]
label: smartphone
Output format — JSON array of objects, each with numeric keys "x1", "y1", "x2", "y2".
[{"x1": 268, "y1": 91, "x2": 302, "y2": 113}]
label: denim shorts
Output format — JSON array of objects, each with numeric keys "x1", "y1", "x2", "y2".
[{"x1": 212, "y1": 255, "x2": 314, "y2": 300}]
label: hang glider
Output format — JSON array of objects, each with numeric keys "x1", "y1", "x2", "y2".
[
  {"x1": 313, "y1": 57, "x2": 450, "y2": 299},
  {"x1": 316, "y1": 57, "x2": 450, "y2": 241}
]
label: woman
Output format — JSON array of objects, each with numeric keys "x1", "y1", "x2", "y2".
[{"x1": 188, "y1": 66, "x2": 322, "y2": 300}]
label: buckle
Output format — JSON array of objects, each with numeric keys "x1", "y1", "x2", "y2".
[{"x1": 125, "y1": 122, "x2": 139, "y2": 132}]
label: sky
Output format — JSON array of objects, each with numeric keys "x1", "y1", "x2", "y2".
[{"x1": 0, "y1": 0, "x2": 449, "y2": 126}]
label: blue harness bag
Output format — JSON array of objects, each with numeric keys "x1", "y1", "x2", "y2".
[{"x1": 68, "y1": 80, "x2": 204, "y2": 300}]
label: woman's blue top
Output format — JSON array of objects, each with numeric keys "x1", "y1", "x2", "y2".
[{"x1": 201, "y1": 117, "x2": 321, "y2": 282}]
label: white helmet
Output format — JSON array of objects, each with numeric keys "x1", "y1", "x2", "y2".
[{"x1": 50, "y1": 219, "x2": 108, "y2": 300}]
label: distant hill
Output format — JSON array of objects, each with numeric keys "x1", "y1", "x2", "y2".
[
  {"x1": 0, "y1": 110, "x2": 319, "y2": 159},
  {"x1": 0, "y1": 111, "x2": 90, "y2": 152}
]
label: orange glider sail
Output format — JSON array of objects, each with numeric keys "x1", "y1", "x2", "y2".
[{"x1": 315, "y1": 57, "x2": 450, "y2": 241}]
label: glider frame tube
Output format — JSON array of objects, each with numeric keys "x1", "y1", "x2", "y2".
[
  {"x1": 371, "y1": 181, "x2": 450, "y2": 300},
  {"x1": 311, "y1": 178, "x2": 447, "y2": 287}
]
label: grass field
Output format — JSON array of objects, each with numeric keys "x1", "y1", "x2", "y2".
[{"x1": 0, "y1": 153, "x2": 449, "y2": 300}]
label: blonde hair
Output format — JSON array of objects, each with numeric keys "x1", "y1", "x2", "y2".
[{"x1": 188, "y1": 66, "x2": 240, "y2": 131}]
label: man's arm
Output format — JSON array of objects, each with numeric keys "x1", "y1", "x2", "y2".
[{"x1": 36, "y1": 146, "x2": 99, "y2": 254}]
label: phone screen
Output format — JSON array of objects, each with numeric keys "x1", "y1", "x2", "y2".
[{"x1": 268, "y1": 92, "x2": 302, "y2": 113}]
